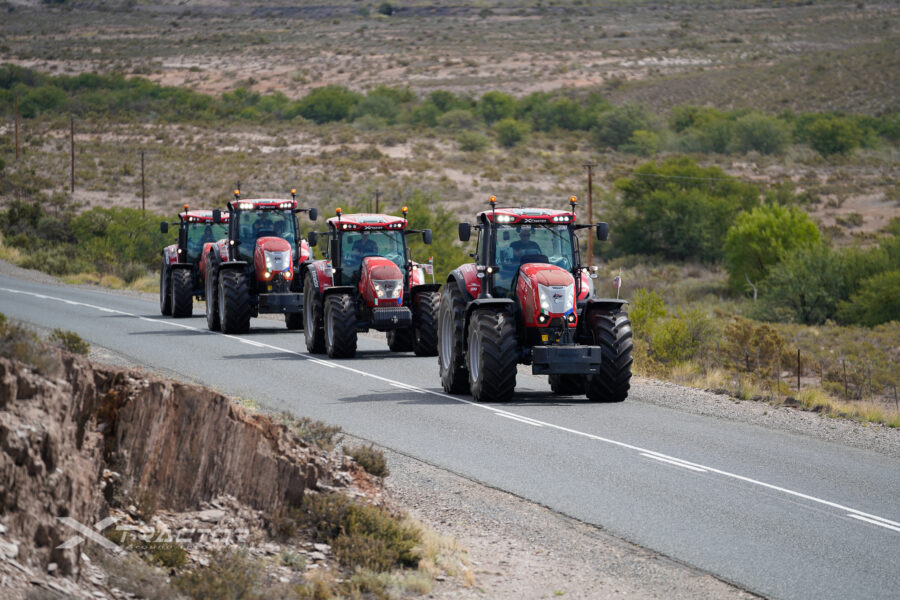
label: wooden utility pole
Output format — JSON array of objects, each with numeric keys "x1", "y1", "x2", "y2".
[
  {"x1": 140, "y1": 151, "x2": 146, "y2": 213},
  {"x1": 14, "y1": 93, "x2": 19, "y2": 161},
  {"x1": 70, "y1": 116, "x2": 75, "y2": 193},
  {"x1": 583, "y1": 163, "x2": 597, "y2": 266},
  {"x1": 374, "y1": 189, "x2": 381, "y2": 214}
]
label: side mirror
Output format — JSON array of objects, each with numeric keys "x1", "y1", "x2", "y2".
[
  {"x1": 308, "y1": 207, "x2": 318, "y2": 221},
  {"x1": 458, "y1": 222, "x2": 471, "y2": 242},
  {"x1": 160, "y1": 222, "x2": 169, "y2": 234},
  {"x1": 596, "y1": 222, "x2": 609, "y2": 241},
  {"x1": 329, "y1": 237, "x2": 341, "y2": 268},
  {"x1": 423, "y1": 229, "x2": 433, "y2": 245},
  {"x1": 307, "y1": 231, "x2": 318, "y2": 247},
  {"x1": 212, "y1": 209, "x2": 222, "y2": 224}
]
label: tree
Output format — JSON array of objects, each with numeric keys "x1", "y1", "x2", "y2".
[
  {"x1": 837, "y1": 270, "x2": 900, "y2": 327},
  {"x1": 591, "y1": 103, "x2": 654, "y2": 150},
  {"x1": 724, "y1": 204, "x2": 821, "y2": 291},
  {"x1": 493, "y1": 118, "x2": 529, "y2": 147},
  {"x1": 478, "y1": 91, "x2": 517, "y2": 124},
  {"x1": 757, "y1": 244, "x2": 846, "y2": 325},
  {"x1": 609, "y1": 158, "x2": 760, "y2": 261},
  {"x1": 295, "y1": 85, "x2": 361, "y2": 123},
  {"x1": 806, "y1": 115, "x2": 863, "y2": 156},
  {"x1": 730, "y1": 113, "x2": 792, "y2": 155}
]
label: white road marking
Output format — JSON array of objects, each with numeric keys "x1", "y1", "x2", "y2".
[
  {"x1": 2, "y1": 284, "x2": 899, "y2": 535},
  {"x1": 497, "y1": 413, "x2": 544, "y2": 427},
  {"x1": 847, "y1": 514, "x2": 900, "y2": 533},
  {"x1": 641, "y1": 453, "x2": 708, "y2": 473}
]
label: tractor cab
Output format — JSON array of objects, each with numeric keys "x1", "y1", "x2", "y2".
[
  {"x1": 323, "y1": 211, "x2": 414, "y2": 292},
  {"x1": 161, "y1": 206, "x2": 230, "y2": 267},
  {"x1": 225, "y1": 196, "x2": 309, "y2": 269}
]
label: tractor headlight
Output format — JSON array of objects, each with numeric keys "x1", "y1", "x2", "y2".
[
  {"x1": 539, "y1": 289, "x2": 550, "y2": 310},
  {"x1": 264, "y1": 250, "x2": 291, "y2": 272},
  {"x1": 374, "y1": 280, "x2": 402, "y2": 299}
]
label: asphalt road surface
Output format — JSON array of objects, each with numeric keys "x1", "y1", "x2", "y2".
[{"x1": 1, "y1": 273, "x2": 898, "y2": 600}]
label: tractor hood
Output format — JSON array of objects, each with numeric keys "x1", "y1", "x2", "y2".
[
  {"x1": 359, "y1": 256, "x2": 404, "y2": 307},
  {"x1": 517, "y1": 263, "x2": 577, "y2": 327},
  {"x1": 254, "y1": 236, "x2": 294, "y2": 283}
]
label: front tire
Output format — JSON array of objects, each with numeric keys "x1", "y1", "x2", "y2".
[
  {"x1": 438, "y1": 283, "x2": 469, "y2": 394},
  {"x1": 171, "y1": 269, "x2": 193, "y2": 318},
  {"x1": 412, "y1": 291, "x2": 439, "y2": 356},
  {"x1": 219, "y1": 269, "x2": 251, "y2": 334},
  {"x1": 467, "y1": 309, "x2": 518, "y2": 403},
  {"x1": 324, "y1": 293, "x2": 357, "y2": 358},
  {"x1": 160, "y1": 266, "x2": 172, "y2": 316},
  {"x1": 204, "y1": 257, "x2": 220, "y2": 331},
  {"x1": 303, "y1": 273, "x2": 325, "y2": 353},
  {"x1": 585, "y1": 309, "x2": 633, "y2": 403}
]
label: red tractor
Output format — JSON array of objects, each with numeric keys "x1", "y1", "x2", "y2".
[
  {"x1": 201, "y1": 190, "x2": 317, "y2": 334},
  {"x1": 438, "y1": 196, "x2": 632, "y2": 403},
  {"x1": 302, "y1": 208, "x2": 440, "y2": 358},
  {"x1": 159, "y1": 206, "x2": 230, "y2": 318}
]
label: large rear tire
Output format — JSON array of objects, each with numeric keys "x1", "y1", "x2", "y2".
[
  {"x1": 303, "y1": 273, "x2": 325, "y2": 353},
  {"x1": 585, "y1": 309, "x2": 633, "y2": 403},
  {"x1": 219, "y1": 269, "x2": 251, "y2": 334},
  {"x1": 204, "y1": 257, "x2": 220, "y2": 331},
  {"x1": 171, "y1": 269, "x2": 193, "y2": 318},
  {"x1": 467, "y1": 309, "x2": 518, "y2": 403},
  {"x1": 412, "y1": 291, "x2": 439, "y2": 357},
  {"x1": 386, "y1": 328, "x2": 414, "y2": 352},
  {"x1": 160, "y1": 265, "x2": 172, "y2": 316},
  {"x1": 325, "y1": 293, "x2": 357, "y2": 358},
  {"x1": 438, "y1": 283, "x2": 469, "y2": 394},
  {"x1": 549, "y1": 374, "x2": 585, "y2": 395}
]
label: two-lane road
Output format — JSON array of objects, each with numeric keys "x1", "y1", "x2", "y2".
[{"x1": 1, "y1": 273, "x2": 898, "y2": 599}]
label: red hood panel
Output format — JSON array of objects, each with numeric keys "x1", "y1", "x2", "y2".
[
  {"x1": 520, "y1": 263, "x2": 575, "y2": 287},
  {"x1": 257, "y1": 237, "x2": 292, "y2": 253},
  {"x1": 363, "y1": 256, "x2": 403, "y2": 280}
]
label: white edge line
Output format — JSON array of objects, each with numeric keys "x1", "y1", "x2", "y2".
[
  {"x1": 4, "y1": 284, "x2": 899, "y2": 533},
  {"x1": 847, "y1": 514, "x2": 900, "y2": 533},
  {"x1": 641, "y1": 453, "x2": 708, "y2": 473},
  {"x1": 496, "y1": 413, "x2": 544, "y2": 427}
]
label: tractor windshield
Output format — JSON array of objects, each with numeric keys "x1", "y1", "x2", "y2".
[
  {"x1": 340, "y1": 229, "x2": 406, "y2": 282},
  {"x1": 185, "y1": 222, "x2": 228, "y2": 263},
  {"x1": 492, "y1": 224, "x2": 576, "y2": 296},
  {"x1": 236, "y1": 210, "x2": 296, "y2": 261}
]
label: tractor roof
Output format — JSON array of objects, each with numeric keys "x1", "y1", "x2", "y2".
[
  {"x1": 227, "y1": 199, "x2": 297, "y2": 211},
  {"x1": 478, "y1": 207, "x2": 576, "y2": 224},
  {"x1": 178, "y1": 210, "x2": 230, "y2": 223},
  {"x1": 327, "y1": 213, "x2": 407, "y2": 231}
]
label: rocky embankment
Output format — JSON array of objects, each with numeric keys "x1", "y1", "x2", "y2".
[{"x1": 0, "y1": 350, "x2": 375, "y2": 599}]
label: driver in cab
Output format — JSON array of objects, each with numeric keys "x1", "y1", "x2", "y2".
[{"x1": 510, "y1": 229, "x2": 541, "y2": 259}]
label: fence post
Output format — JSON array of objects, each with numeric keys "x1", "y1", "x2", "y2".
[{"x1": 796, "y1": 348, "x2": 801, "y2": 393}]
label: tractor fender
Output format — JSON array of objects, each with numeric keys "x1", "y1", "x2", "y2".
[
  {"x1": 322, "y1": 285, "x2": 355, "y2": 299},
  {"x1": 448, "y1": 267, "x2": 479, "y2": 300},
  {"x1": 218, "y1": 260, "x2": 249, "y2": 272},
  {"x1": 578, "y1": 297, "x2": 629, "y2": 339},
  {"x1": 169, "y1": 262, "x2": 193, "y2": 271},
  {"x1": 410, "y1": 282, "x2": 441, "y2": 298}
]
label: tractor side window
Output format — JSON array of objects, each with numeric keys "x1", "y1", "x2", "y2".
[{"x1": 186, "y1": 222, "x2": 227, "y2": 262}]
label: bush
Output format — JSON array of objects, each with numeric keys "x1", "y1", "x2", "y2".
[
  {"x1": 756, "y1": 244, "x2": 846, "y2": 324},
  {"x1": 609, "y1": 158, "x2": 760, "y2": 261},
  {"x1": 175, "y1": 549, "x2": 262, "y2": 600},
  {"x1": 621, "y1": 129, "x2": 659, "y2": 156},
  {"x1": 478, "y1": 91, "x2": 517, "y2": 124},
  {"x1": 836, "y1": 270, "x2": 900, "y2": 327},
  {"x1": 493, "y1": 117, "x2": 529, "y2": 147},
  {"x1": 344, "y1": 443, "x2": 389, "y2": 477},
  {"x1": 296, "y1": 493, "x2": 421, "y2": 571},
  {"x1": 279, "y1": 413, "x2": 342, "y2": 451},
  {"x1": 805, "y1": 115, "x2": 864, "y2": 156},
  {"x1": 377, "y1": 2, "x2": 395, "y2": 16},
  {"x1": 456, "y1": 130, "x2": 490, "y2": 152},
  {"x1": 48, "y1": 328, "x2": 89, "y2": 355},
  {"x1": 628, "y1": 288, "x2": 666, "y2": 334},
  {"x1": 437, "y1": 109, "x2": 478, "y2": 130},
  {"x1": 592, "y1": 103, "x2": 655, "y2": 150},
  {"x1": 724, "y1": 204, "x2": 821, "y2": 291},
  {"x1": 730, "y1": 113, "x2": 792, "y2": 155},
  {"x1": 295, "y1": 85, "x2": 361, "y2": 123}
]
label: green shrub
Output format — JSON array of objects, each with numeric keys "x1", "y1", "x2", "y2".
[
  {"x1": 478, "y1": 91, "x2": 517, "y2": 124},
  {"x1": 344, "y1": 443, "x2": 389, "y2": 477},
  {"x1": 628, "y1": 288, "x2": 666, "y2": 334},
  {"x1": 48, "y1": 329, "x2": 89, "y2": 355},
  {"x1": 456, "y1": 130, "x2": 490, "y2": 152},
  {"x1": 724, "y1": 204, "x2": 821, "y2": 291},
  {"x1": 592, "y1": 103, "x2": 655, "y2": 150},
  {"x1": 756, "y1": 244, "x2": 845, "y2": 324},
  {"x1": 297, "y1": 493, "x2": 421, "y2": 571},
  {"x1": 295, "y1": 85, "x2": 361, "y2": 123},
  {"x1": 377, "y1": 2, "x2": 395, "y2": 16},
  {"x1": 333, "y1": 532, "x2": 398, "y2": 572},
  {"x1": 437, "y1": 109, "x2": 478, "y2": 130},
  {"x1": 493, "y1": 117, "x2": 529, "y2": 147},
  {"x1": 621, "y1": 129, "x2": 660, "y2": 156},
  {"x1": 836, "y1": 270, "x2": 900, "y2": 327},
  {"x1": 730, "y1": 113, "x2": 792, "y2": 155},
  {"x1": 279, "y1": 413, "x2": 343, "y2": 451},
  {"x1": 806, "y1": 115, "x2": 863, "y2": 156},
  {"x1": 175, "y1": 549, "x2": 263, "y2": 600},
  {"x1": 609, "y1": 158, "x2": 760, "y2": 261}
]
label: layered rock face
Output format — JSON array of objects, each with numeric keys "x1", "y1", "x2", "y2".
[{"x1": 0, "y1": 352, "x2": 353, "y2": 581}]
